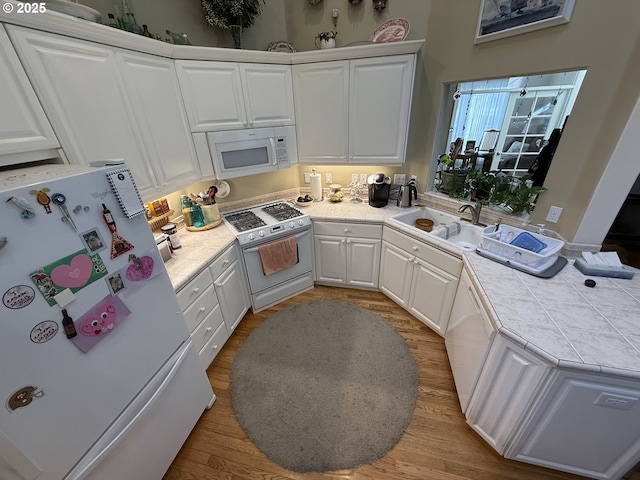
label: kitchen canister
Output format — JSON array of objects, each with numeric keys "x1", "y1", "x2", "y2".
[
  {"x1": 161, "y1": 223, "x2": 181, "y2": 249},
  {"x1": 202, "y1": 203, "x2": 221, "y2": 225}
]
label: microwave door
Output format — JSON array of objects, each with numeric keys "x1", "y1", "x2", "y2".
[{"x1": 213, "y1": 138, "x2": 275, "y2": 179}]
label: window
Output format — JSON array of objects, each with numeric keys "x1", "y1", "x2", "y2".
[{"x1": 446, "y1": 70, "x2": 586, "y2": 176}]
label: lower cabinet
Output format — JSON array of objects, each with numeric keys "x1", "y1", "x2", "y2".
[
  {"x1": 465, "y1": 335, "x2": 549, "y2": 454},
  {"x1": 176, "y1": 243, "x2": 250, "y2": 370},
  {"x1": 379, "y1": 227, "x2": 462, "y2": 336},
  {"x1": 314, "y1": 222, "x2": 382, "y2": 289},
  {"x1": 209, "y1": 243, "x2": 251, "y2": 336},
  {"x1": 505, "y1": 370, "x2": 640, "y2": 480}
]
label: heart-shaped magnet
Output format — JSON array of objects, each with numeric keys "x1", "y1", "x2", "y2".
[{"x1": 50, "y1": 254, "x2": 93, "y2": 288}]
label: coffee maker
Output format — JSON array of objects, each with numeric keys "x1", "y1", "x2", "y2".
[{"x1": 367, "y1": 174, "x2": 391, "y2": 208}]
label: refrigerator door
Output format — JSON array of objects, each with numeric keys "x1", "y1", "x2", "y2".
[{"x1": 0, "y1": 165, "x2": 210, "y2": 479}]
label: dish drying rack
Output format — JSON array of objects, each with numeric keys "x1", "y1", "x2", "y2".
[{"x1": 477, "y1": 225, "x2": 564, "y2": 276}]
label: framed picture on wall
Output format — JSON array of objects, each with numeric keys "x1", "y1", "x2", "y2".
[{"x1": 475, "y1": 0, "x2": 575, "y2": 44}]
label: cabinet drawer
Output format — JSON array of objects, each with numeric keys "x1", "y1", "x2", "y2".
[
  {"x1": 314, "y1": 222, "x2": 382, "y2": 238},
  {"x1": 210, "y1": 245, "x2": 238, "y2": 280},
  {"x1": 198, "y1": 322, "x2": 229, "y2": 370},
  {"x1": 383, "y1": 227, "x2": 462, "y2": 276},
  {"x1": 176, "y1": 268, "x2": 213, "y2": 311},
  {"x1": 191, "y1": 303, "x2": 224, "y2": 353},
  {"x1": 182, "y1": 284, "x2": 219, "y2": 332}
]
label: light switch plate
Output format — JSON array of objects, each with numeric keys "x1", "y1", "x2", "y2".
[
  {"x1": 304, "y1": 172, "x2": 310, "y2": 183},
  {"x1": 326, "y1": 173, "x2": 333, "y2": 184},
  {"x1": 360, "y1": 174, "x2": 368, "y2": 185},
  {"x1": 351, "y1": 173, "x2": 359, "y2": 184}
]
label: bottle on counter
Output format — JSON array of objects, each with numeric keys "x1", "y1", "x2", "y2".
[
  {"x1": 180, "y1": 195, "x2": 193, "y2": 227},
  {"x1": 161, "y1": 223, "x2": 182, "y2": 249},
  {"x1": 190, "y1": 203, "x2": 205, "y2": 228}
]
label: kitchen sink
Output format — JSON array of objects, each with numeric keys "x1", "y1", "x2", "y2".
[{"x1": 389, "y1": 207, "x2": 483, "y2": 251}]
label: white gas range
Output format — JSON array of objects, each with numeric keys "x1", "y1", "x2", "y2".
[{"x1": 222, "y1": 201, "x2": 314, "y2": 312}]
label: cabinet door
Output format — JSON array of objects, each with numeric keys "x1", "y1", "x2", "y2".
[
  {"x1": 293, "y1": 61, "x2": 349, "y2": 164},
  {"x1": 407, "y1": 257, "x2": 458, "y2": 336},
  {"x1": 7, "y1": 26, "x2": 156, "y2": 194},
  {"x1": 239, "y1": 63, "x2": 295, "y2": 127},
  {"x1": 314, "y1": 235, "x2": 347, "y2": 285},
  {"x1": 0, "y1": 26, "x2": 58, "y2": 164},
  {"x1": 349, "y1": 55, "x2": 414, "y2": 165},
  {"x1": 379, "y1": 241, "x2": 413, "y2": 308},
  {"x1": 466, "y1": 335, "x2": 548, "y2": 455},
  {"x1": 214, "y1": 258, "x2": 250, "y2": 335},
  {"x1": 175, "y1": 60, "x2": 246, "y2": 131},
  {"x1": 116, "y1": 51, "x2": 201, "y2": 196},
  {"x1": 507, "y1": 371, "x2": 640, "y2": 479},
  {"x1": 347, "y1": 238, "x2": 381, "y2": 288}
]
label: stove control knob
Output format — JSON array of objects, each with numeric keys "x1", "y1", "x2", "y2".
[
  {"x1": 289, "y1": 221, "x2": 295, "y2": 228},
  {"x1": 298, "y1": 219, "x2": 304, "y2": 226},
  {"x1": 247, "y1": 233, "x2": 255, "y2": 240},
  {"x1": 259, "y1": 230, "x2": 265, "y2": 237}
]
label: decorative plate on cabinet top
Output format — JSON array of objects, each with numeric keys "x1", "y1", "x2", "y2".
[
  {"x1": 46, "y1": 0, "x2": 103, "y2": 22},
  {"x1": 267, "y1": 41, "x2": 297, "y2": 53},
  {"x1": 369, "y1": 18, "x2": 410, "y2": 43}
]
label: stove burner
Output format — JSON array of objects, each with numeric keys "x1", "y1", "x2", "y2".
[
  {"x1": 224, "y1": 211, "x2": 266, "y2": 232},
  {"x1": 262, "y1": 202, "x2": 303, "y2": 222}
]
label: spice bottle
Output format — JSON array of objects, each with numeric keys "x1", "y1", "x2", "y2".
[{"x1": 161, "y1": 223, "x2": 182, "y2": 249}]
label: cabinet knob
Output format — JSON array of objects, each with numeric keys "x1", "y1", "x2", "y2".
[
  {"x1": 344, "y1": 229, "x2": 349, "y2": 234},
  {"x1": 193, "y1": 287, "x2": 200, "y2": 294},
  {"x1": 199, "y1": 306, "x2": 206, "y2": 313},
  {"x1": 412, "y1": 246, "x2": 419, "y2": 252},
  {"x1": 223, "y1": 259, "x2": 229, "y2": 265},
  {"x1": 215, "y1": 283, "x2": 222, "y2": 288},
  {"x1": 206, "y1": 327, "x2": 213, "y2": 333},
  {"x1": 346, "y1": 239, "x2": 351, "y2": 244}
]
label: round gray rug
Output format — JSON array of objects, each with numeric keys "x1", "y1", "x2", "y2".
[{"x1": 230, "y1": 300, "x2": 419, "y2": 473}]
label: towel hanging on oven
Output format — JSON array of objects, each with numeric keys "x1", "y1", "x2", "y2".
[{"x1": 258, "y1": 236, "x2": 299, "y2": 275}]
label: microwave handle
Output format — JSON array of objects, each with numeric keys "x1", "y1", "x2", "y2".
[{"x1": 269, "y1": 137, "x2": 277, "y2": 166}]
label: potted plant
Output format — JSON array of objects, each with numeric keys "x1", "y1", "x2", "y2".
[
  {"x1": 436, "y1": 154, "x2": 469, "y2": 198},
  {"x1": 315, "y1": 31, "x2": 338, "y2": 49},
  {"x1": 201, "y1": 0, "x2": 265, "y2": 48},
  {"x1": 490, "y1": 173, "x2": 546, "y2": 214},
  {"x1": 468, "y1": 169, "x2": 498, "y2": 202}
]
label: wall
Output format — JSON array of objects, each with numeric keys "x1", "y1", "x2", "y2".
[{"x1": 83, "y1": 0, "x2": 640, "y2": 245}]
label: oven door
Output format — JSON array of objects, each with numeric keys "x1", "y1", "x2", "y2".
[
  {"x1": 208, "y1": 128, "x2": 276, "y2": 179},
  {"x1": 241, "y1": 228, "x2": 313, "y2": 294}
]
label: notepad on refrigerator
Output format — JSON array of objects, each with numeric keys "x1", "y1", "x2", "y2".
[{"x1": 106, "y1": 168, "x2": 144, "y2": 218}]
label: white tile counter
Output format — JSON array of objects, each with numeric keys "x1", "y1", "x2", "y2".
[{"x1": 163, "y1": 196, "x2": 640, "y2": 378}]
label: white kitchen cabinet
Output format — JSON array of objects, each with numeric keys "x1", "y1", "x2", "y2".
[
  {"x1": 293, "y1": 54, "x2": 415, "y2": 165},
  {"x1": 0, "y1": 25, "x2": 59, "y2": 166},
  {"x1": 175, "y1": 60, "x2": 295, "y2": 132},
  {"x1": 209, "y1": 243, "x2": 250, "y2": 336},
  {"x1": 7, "y1": 26, "x2": 201, "y2": 201},
  {"x1": 292, "y1": 61, "x2": 349, "y2": 164},
  {"x1": 379, "y1": 227, "x2": 461, "y2": 336},
  {"x1": 313, "y1": 222, "x2": 382, "y2": 289},
  {"x1": 115, "y1": 51, "x2": 202, "y2": 196},
  {"x1": 506, "y1": 370, "x2": 640, "y2": 480},
  {"x1": 176, "y1": 268, "x2": 228, "y2": 370},
  {"x1": 465, "y1": 334, "x2": 548, "y2": 454}
]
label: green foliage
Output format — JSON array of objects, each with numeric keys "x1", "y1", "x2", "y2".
[{"x1": 201, "y1": 0, "x2": 265, "y2": 29}]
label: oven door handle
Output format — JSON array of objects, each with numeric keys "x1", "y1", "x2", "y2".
[{"x1": 243, "y1": 229, "x2": 309, "y2": 254}]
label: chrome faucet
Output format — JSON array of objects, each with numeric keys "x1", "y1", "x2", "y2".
[{"x1": 459, "y1": 198, "x2": 483, "y2": 225}]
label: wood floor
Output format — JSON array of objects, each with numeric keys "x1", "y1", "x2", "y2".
[{"x1": 163, "y1": 286, "x2": 612, "y2": 480}]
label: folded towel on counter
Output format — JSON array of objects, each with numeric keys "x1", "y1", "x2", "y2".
[
  {"x1": 258, "y1": 236, "x2": 298, "y2": 275},
  {"x1": 432, "y1": 221, "x2": 461, "y2": 240}
]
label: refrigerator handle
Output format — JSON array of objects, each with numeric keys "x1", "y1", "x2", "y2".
[
  {"x1": 64, "y1": 343, "x2": 194, "y2": 480},
  {"x1": 0, "y1": 430, "x2": 42, "y2": 480}
]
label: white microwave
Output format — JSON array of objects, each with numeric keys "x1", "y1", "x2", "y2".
[{"x1": 202, "y1": 126, "x2": 297, "y2": 180}]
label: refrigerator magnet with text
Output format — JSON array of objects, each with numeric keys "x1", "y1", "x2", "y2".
[
  {"x1": 6, "y1": 386, "x2": 44, "y2": 412},
  {"x1": 3, "y1": 285, "x2": 35, "y2": 309},
  {"x1": 30, "y1": 321, "x2": 58, "y2": 343},
  {"x1": 70, "y1": 294, "x2": 131, "y2": 353},
  {"x1": 30, "y1": 249, "x2": 108, "y2": 306}
]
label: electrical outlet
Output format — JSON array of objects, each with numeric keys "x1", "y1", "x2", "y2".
[
  {"x1": 546, "y1": 206, "x2": 563, "y2": 223},
  {"x1": 325, "y1": 173, "x2": 332, "y2": 184},
  {"x1": 304, "y1": 172, "x2": 311, "y2": 183},
  {"x1": 360, "y1": 174, "x2": 368, "y2": 185},
  {"x1": 394, "y1": 174, "x2": 406, "y2": 186},
  {"x1": 351, "y1": 173, "x2": 359, "y2": 184}
]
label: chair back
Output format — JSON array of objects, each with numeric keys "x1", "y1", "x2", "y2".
[{"x1": 478, "y1": 129, "x2": 500, "y2": 152}]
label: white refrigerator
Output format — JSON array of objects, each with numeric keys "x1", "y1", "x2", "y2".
[{"x1": 0, "y1": 163, "x2": 214, "y2": 480}]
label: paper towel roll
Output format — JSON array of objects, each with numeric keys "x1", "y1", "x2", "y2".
[{"x1": 310, "y1": 171, "x2": 322, "y2": 201}]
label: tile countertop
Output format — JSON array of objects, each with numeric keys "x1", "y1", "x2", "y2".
[{"x1": 163, "y1": 197, "x2": 640, "y2": 379}]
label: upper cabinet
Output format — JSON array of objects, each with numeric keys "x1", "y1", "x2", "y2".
[
  {"x1": 0, "y1": 25, "x2": 59, "y2": 166},
  {"x1": 293, "y1": 54, "x2": 416, "y2": 165},
  {"x1": 7, "y1": 26, "x2": 201, "y2": 201},
  {"x1": 175, "y1": 61, "x2": 295, "y2": 132}
]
